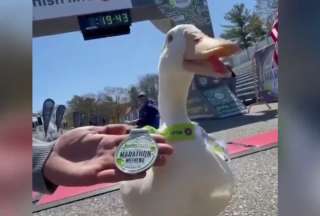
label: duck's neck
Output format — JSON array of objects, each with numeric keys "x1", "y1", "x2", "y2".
[{"x1": 158, "y1": 68, "x2": 194, "y2": 126}]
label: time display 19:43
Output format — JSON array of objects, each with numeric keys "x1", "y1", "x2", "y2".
[{"x1": 100, "y1": 12, "x2": 130, "y2": 27}]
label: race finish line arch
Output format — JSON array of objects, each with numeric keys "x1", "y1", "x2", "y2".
[{"x1": 33, "y1": 0, "x2": 245, "y2": 119}]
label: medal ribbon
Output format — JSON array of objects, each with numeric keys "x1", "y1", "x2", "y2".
[{"x1": 143, "y1": 123, "x2": 196, "y2": 142}]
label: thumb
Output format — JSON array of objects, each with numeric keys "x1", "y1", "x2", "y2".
[{"x1": 96, "y1": 124, "x2": 133, "y2": 135}]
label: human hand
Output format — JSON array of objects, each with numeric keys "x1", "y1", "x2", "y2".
[{"x1": 43, "y1": 124, "x2": 173, "y2": 187}]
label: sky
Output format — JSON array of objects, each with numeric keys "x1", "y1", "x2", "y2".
[{"x1": 33, "y1": 0, "x2": 255, "y2": 112}]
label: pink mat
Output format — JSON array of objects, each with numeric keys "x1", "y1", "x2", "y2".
[
  {"x1": 227, "y1": 129, "x2": 278, "y2": 156},
  {"x1": 32, "y1": 192, "x2": 41, "y2": 202},
  {"x1": 34, "y1": 129, "x2": 278, "y2": 206},
  {"x1": 229, "y1": 129, "x2": 278, "y2": 148},
  {"x1": 227, "y1": 143, "x2": 252, "y2": 155},
  {"x1": 38, "y1": 183, "x2": 113, "y2": 205}
]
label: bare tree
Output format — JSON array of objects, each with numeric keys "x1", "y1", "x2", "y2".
[
  {"x1": 128, "y1": 86, "x2": 139, "y2": 109},
  {"x1": 137, "y1": 74, "x2": 159, "y2": 102}
]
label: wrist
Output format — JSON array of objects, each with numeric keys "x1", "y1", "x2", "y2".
[
  {"x1": 32, "y1": 142, "x2": 58, "y2": 194},
  {"x1": 43, "y1": 152, "x2": 80, "y2": 187},
  {"x1": 43, "y1": 151, "x2": 60, "y2": 188}
]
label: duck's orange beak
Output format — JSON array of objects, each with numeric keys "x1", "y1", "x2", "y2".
[{"x1": 183, "y1": 30, "x2": 240, "y2": 78}]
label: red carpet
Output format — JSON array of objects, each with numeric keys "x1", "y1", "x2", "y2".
[
  {"x1": 34, "y1": 129, "x2": 278, "y2": 206},
  {"x1": 227, "y1": 143, "x2": 252, "y2": 155},
  {"x1": 231, "y1": 129, "x2": 278, "y2": 148},
  {"x1": 38, "y1": 183, "x2": 113, "y2": 205}
]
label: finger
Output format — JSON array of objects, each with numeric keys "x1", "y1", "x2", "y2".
[
  {"x1": 157, "y1": 143, "x2": 174, "y2": 155},
  {"x1": 151, "y1": 134, "x2": 167, "y2": 143},
  {"x1": 110, "y1": 134, "x2": 129, "y2": 147},
  {"x1": 96, "y1": 169, "x2": 147, "y2": 183},
  {"x1": 106, "y1": 124, "x2": 133, "y2": 135},
  {"x1": 88, "y1": 134, "x2": 129, "y2": 148},
  {"x1": 80, "y1": 126, "x2": 97, "y2": 131},
  {"x1": 97, "y1": 124, "x2": 133, "y2": 135},
  {"x1": 99, "y1": 134, "x2": 129, "y2": 148},
  {"x1": 154, "y1": 155, "x2": 167, "y2": 167},
  {"x1": 95, "y1": 155, "x2": 117, "y2": 170}
]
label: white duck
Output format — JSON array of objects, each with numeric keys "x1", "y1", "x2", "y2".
[{"x1": 120, "y1": 24, "x2": 240, "y2": 216}]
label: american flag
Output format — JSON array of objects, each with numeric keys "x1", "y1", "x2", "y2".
[
  {"x1": 271, "y1": 14, "x2": 279, "y2": 66},
  {"x1": 270, "y1": 14, "x2": 279, "y2": 94}
]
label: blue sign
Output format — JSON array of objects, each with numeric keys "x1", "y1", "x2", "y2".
[
  {"x1": 193, "y1": 76, "x2": 246, "y2": 118},
  {"x1": 42, "y1": 98, "x2": 55, "y2": 137},
  {"x1": 55, "y1": 105, "x2": 66, "y2": 131}
]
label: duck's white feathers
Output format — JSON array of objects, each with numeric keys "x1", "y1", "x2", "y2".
[{"x1": 120, "y1": 125, "x2": 233, "y2": 216}]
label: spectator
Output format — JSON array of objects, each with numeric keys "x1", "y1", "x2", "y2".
[
  {"x1": 224, "y1": 63, "x2": 237, "y2": 94},
  {"x1": 127, "y1": 92, "x2": 160, "y2": 129}
]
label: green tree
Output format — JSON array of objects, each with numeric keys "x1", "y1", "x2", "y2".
[
  {"x1": 96, "y1": 92, "x2": 113, "y2": 104},
  {"x1": 63, "y1": 77, "x2": 160, "y2": 127},
  {"x1": 64, "y1": 95, "x2": 98, "y2": 127},
  {"x1": 248, "y1": 13, "x2": 267, "y2": 42},
  {"x1": 95, "y1": 92, "x2": 115, "y2": 123},
  {"x1": 64, "y1": 87, "x2": 133, "y2": 126},
  {"x1": 221, "y1": 3, "x2": 253, "y2": 49},
  {"x1": 94, "y1": 87, "x2": 131, "y2": 124},
  {"x1": 221, "y1": 4, "x2": 267, "y2": 49}
]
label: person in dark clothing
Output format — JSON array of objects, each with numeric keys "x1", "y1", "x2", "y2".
[
  {"x1": 127, "y1": 93, "x2": 160, "y2": 129},
  {"x1": 224, "y1": 63, "x2": 237, "y2": 94}
]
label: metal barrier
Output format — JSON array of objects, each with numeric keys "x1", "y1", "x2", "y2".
[
  {"x1": 233, "y1": 61, "x2": 258, "y2": 104},
  {"x1": 230, "y1": 38, "x2": 277, "y2": 108}
]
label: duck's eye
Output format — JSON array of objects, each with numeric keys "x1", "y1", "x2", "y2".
[
  {"x1": 194, "y1": 37, "x2": 202, "y2": 43},
  {"x1": 167, "y1": 34, "x2": 173, "y2": 43}
]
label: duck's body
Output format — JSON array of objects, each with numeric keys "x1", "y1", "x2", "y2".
[
  {"x1": 121, "y1": 124, "x2": 233, "y2": 216},
  {"x1": 120, "y1": 24, "x2": 240, "y2": 216}
]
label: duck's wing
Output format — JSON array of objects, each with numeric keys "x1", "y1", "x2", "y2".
[{"x1": 199, "y1": 127, "x2": 231, "y2": 162}]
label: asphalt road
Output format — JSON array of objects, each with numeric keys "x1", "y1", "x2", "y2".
[{"x1": 33, "y1": 148, "x2": 278, "y2": 216}]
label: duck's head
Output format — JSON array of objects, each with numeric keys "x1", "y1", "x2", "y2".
[{"x1": 159, "y1": 24, "x2": 240, "y2": 79}]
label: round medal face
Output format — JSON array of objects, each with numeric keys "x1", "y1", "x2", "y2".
[{"x1": 115, "y1": 129, "x2": 158, "y2": 174}]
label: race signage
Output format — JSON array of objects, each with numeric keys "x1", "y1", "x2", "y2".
[
  {"x1": 154, "y1": 0, "x2": 213, "y2": 35},
  {"x1": 254, "y1": 44, "x2": 278, "y2": 101},
  {"x1": 33, "y1": 0, "x2": 133, "y2": 21},
  {"x1": 187, "y1": 77, "x2": 245, "y2": 119},
  {"x1": 187, "y1": 83, "x2": 215, "y2": 119},
  {"x1": 55, "y1": 105, "x2": 66, "y2": 131},
  {"x1": 202, "y1": 85, "x2": 246, "y2": 118},
  {"x1": 42, "y1": 98, "x2": 55, "y2": 137}
]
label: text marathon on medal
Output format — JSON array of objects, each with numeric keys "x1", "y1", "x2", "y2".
[{"x1": 120, "y1": 150, "x2": 152, "y2": 158}]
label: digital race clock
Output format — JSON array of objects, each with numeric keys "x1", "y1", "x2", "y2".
[{"x1": 78, "y1": 9, "x2": 132, "y2": 40}]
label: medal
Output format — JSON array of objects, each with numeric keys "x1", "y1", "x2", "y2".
[{"x1": 115, "y1": 129, "x2": 159, "y2": 174}]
